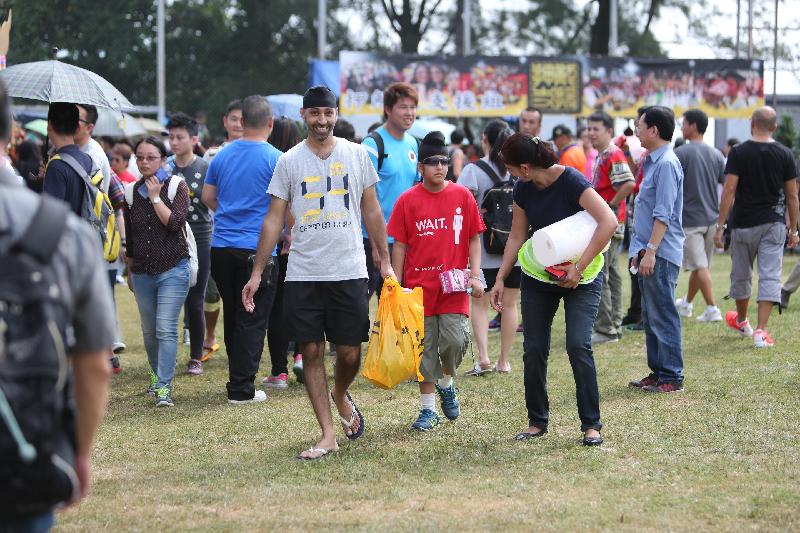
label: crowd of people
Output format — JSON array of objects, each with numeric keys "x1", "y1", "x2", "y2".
[{"x1": 2, "y1": 74, "x2": 799, "y2": 527}]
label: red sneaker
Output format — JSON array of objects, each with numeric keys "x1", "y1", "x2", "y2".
[
  {"x1": 628, "y1": 373, "x2": 658, "y2": 388},
  {"x1": 725, "y1": 311, "x2": 753, "y2": 337},
  {"x1": 753, "y1": 329, "x2": 775, "y2": 348},
  {"x1": 642, "y1": 382, "x2": 684, "y2": 393}
]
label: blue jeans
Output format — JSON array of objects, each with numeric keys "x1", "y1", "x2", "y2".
[
  {"x1": 1, "y1": 511, "x2": 54, "y2": 532},
  {"x1": 638, "y1": 256, "x2": 684, "y2": 384},
  {"x1": 520, "y1": 273, "x2": 603, "y2": 432},
  {"x1": 132, "y1": 259, "x2": 191, "y2": 389}
]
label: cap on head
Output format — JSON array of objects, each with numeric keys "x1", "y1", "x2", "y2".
[
  {"x1": 303, "y1": 85, "x2": 337, "y2": 110},
  {"x1": 551, "y1": 124, "x2": 572, "y2": 140},
  {"x1": 418, "y1": 131, "x2": 448, "y2": 162}
]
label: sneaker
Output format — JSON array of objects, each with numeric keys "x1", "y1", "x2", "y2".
[
  {"x1": 410, "y1": 408, "x2": 440, "y2": 431},
  {"x1": 112, "y1": 341, "x2": 126, "y2": 354},
  {"x1": 292, "y1": 355, "x2": 304, "y2": 384},
  {"x1": 228, "y1": 389, "x2": 267, "y2": 405},
  {"x1": 642, "y1": 382, "x2": 684, "y2": 393},
  {"x1": 725, "y1": 311, "x2": 753, "y2": 337},
  {"x1": 110, "y1": 356, "x2": 122, "y2": 374},
  {"x1": 488, "y1": 314, "x2": 501, "y2": 331},
  {"x1": 516, "y1": 324, "x2": 524, "y2": 334},
  {"x1": 753, "y1": 329, "x2": 775, "y2": 348},
  {"x1": 675, "y1": 298, "x2": 693, "y2": 318},
  {"x1": 435, "y1": 383, "x2": 461, "y2": 420},
  {"x1": 182, "y1": 328, "x2": 191, "y2": 345},
  {"x1": 621, "y1": 314, "x2": 640, "y2": 326},
  {"x1": 262, "y1": 373, "x2": 289, "y2": 389},
  {"x1": 146, "y1": 370, "x2": 158, "y2": 396},
  {"x1": 696, "y1": 306, "x2": 723, "y2": 322},
  {"x1": 155, "y1": 386, "x2": 174, "y2": 407},
  {"x1": 115, "y1": 274, "x2": 126, "y2": 285},
  {"x1": 629, "y1": 373, "x2": 658, "y2": 388},
  {"x1": 591, "y1": 332, "x2": 619, "y2": 345},
  {"x1": 186, "y1": 359, "x2": 203, "y2": 376},
  {"x1": 623, "y1": 321, "x2": 644, "y2": 331}
]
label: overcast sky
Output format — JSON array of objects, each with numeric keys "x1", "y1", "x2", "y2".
[{"x1": 653, "y1": 0, "x2": 799, "y2": 95}]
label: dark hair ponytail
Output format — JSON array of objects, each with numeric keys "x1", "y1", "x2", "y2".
[
  {"x1": 500, "y1": 133, "x2": 558, "y2": 169},
  {"x1": 484, "y1": 119, "x2": 513, "y2": 176}
]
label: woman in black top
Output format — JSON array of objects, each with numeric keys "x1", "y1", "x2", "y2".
[
  {"x1": 125, "y1": 136, "x2": 191, "y2": 408},
  {"x1": 489, "y1": 134, "x2": 617, "y2": 446}
]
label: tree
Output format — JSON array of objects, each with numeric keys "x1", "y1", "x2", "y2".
[{"x1": 775, "y1": 113, "x2": 799, "y2": 158}]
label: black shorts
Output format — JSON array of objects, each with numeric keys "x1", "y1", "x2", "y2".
[
  {"x1": 284, "y1": 278, "x2": 370, "y2": 346},
  {"x1": 484, "y1": 266, "x2": 522, "y2": 290}
]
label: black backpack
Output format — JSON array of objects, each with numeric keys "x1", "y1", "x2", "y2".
[
  {"x1": 0, "y1": 196, "x2": 78, "y2": 518},
  {"x1": 366, "y1": 130, "x2": 421, "y2": 172},
  {"x1": 475, "y1": 160, "x2": 514, "y2": 255}
]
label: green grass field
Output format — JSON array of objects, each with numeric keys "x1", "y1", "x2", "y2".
[{"x1": 57, "y1": 253, "x2": 800, "y2": 531}]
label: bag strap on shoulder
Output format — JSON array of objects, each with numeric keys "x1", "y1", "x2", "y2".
[
  {"x1": 474, "y1": 159, "x2": 502, "y2": 185},
  {"x1": 56, "y1": 152, "x2": 94, "y2": 184},
  {"x1": 13, "y1": 196, "x2": 70, "y2": 264},
  {"x1": 167, "y1": 176, "x2": 182, "y2": 202},
  {"x1": 366, "y1": 131, "x2": 386, "y2": 172}
]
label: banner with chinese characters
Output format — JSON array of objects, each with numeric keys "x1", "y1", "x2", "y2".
[
  {"x1": 339, "y1": 51, "x2": 529, "y2": 117},
  {"x1": 528, "y1": 59, "x2": 582, "y2": 113},
  {"x1": 580, "y1": 57, "x2": 764, "y2": 118}
]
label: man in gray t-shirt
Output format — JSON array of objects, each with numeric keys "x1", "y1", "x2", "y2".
[
  {"x1": 673, "y1": 109, "x2": 726, "y2": 323},
  {"x1": 1, "y1": 165, "x2": 115, "y2": 525},
  {"x1": 243, "y1": 85, "x2": 394, "y2": 461}
]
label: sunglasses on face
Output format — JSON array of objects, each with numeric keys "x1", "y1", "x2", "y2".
[{"x1": 422, "y1": 157, "x2": 450, "y2": 167}]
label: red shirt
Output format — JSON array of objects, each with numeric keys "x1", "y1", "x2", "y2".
[
  {"x1": 387, "y1": 182, "x2": 485, "y2": 317},
  {"x1": 591, "y1": 144, "x2": 634, "y2": 222},
  {"x1": 116, "y1": 169, "x2": 138, "y2": 183}
]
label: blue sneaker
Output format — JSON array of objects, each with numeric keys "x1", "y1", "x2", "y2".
[
  {"x1": 488, "y1": 314, "x2": 501, "y2": 330},
  {"x1": 436, "y1": 383, "x2": 461, "y2": 420},
  {"x1": 411, "y1": 408, "x2": 440, "y2": 431}
]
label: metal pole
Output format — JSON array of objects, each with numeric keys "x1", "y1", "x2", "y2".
[
  {"x1": 747, "y1": 0, "x2": 753, "y2": 59},
  {"x1": 318, "y1": 0, "x2": 326, "y2": 59},
  {"x1": 463, "y1": 0, "x2": 471, "y2": 55},
  {"x1": 156, "y1": 0, "x2": 165, "y2": 124},
  {"x1": 610, "y1": 0, "x2": 618, "y2": 55},
  {"x1": 773, "y1": 0, "x2": 778, "y2": 107},
  {"x1": 735, "y1": 0, "x2": 741, "y2": 58}
]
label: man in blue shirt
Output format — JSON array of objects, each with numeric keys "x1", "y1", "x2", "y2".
[
  {"x1": 628, "y1": 106, "x2": 686, "y2": 393},
  {"x1": 42, "y1": 103, "x2": 95, "y2": 215},
  {"x1": 361, "y1": 82, "x2": 419, "y2": 297},
  {"x1": 201, "y1": 95, "x2": 281, "y2": 404}
]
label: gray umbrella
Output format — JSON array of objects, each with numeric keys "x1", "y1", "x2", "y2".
[
  {"x1": 93, "y1": 108, "x2": 147, "y2": 137},
  {"x1": 0, "y1": 60, "x2": 135, "y2": 110}
]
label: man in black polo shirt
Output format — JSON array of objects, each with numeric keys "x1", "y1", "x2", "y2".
[{"x1": 42, "y1": 103, "x2": 94, "y2": 215}]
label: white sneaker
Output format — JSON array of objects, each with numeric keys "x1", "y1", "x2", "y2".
[
  {"x1": 696, "y1": 306, "x2": 722, "y2": 322},
  {"x1": 675, "y1": 298, "x2": 693, "y2": 318},
  {"x1": 112, "y1": 341, "x2": 126, "y2": 354},
  {"x1": 228, "y1": 389, "x2": 267, "y2": 405},
  {"x1": 753, "y1": 329, "x2": 775, "y2": 348}
]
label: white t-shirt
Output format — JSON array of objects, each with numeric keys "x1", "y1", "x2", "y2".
[
  {"x1": 268, "y1": 138, "x2": 379, "y2": 281},
  {"x1": 82, "y1": 137, "x2": 112, "y2": 193}
]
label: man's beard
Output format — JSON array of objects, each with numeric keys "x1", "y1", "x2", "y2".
[{"x1": 308, "y1": 123, "x2": 333, "y2": 141}]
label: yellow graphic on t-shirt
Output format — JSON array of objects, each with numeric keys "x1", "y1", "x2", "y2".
[{"x1": 298, "y1": 167, "x2": 352, "y2": 229}]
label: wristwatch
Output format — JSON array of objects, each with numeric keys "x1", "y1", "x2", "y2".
[
  {"x1": 646, "y1": 242, "x2": 658, "y2": 252},
  {"x1": 151, "y1": 196, "x2": 162, "y2": 205},
  {"x1": 715, "y1": 222, "x2": 726, "y2": 231},
  {"x1": 790, "y1": 229, "x2": 799, "y2": 237}
]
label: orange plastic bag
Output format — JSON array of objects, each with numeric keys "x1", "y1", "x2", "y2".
[{"x1": 361, "y1": 276, "x2": 425, "y2": 389}]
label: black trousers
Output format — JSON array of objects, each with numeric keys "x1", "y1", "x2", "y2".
[
  {"x1": 267, "y1": 251, "x2": 290, "y2": 376},
  {"x1": 210, "y1": 247, "x2": 277, "y2": 401}
]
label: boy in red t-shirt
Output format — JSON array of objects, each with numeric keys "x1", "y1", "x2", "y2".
[{"x1": 387, "y1": 131, "x2": 485, "y2": 430}]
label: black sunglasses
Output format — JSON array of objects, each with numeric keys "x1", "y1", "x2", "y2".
[{"x1": 422, "y1": 157, "x2": 451, "y2": 167}]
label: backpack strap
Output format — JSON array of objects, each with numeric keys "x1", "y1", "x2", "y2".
[
  {"x1": 123, "y1": 182, "x2": 135, "y2": 207},
  {"x1": 475, "y1": 159, "x2": 502, "y2": 185},
  {"x1": 366, "y1": 131, "x2": 386, "y2": 172},
  {"x1": 13, "y1": 196, "x2": 70, "y2": 264},
  {"x1": 167, "y1": 175, "x2": 182, "y2": 202},
  {"x1": 56, "y1": 151, "x2": 99, "y2": 187}
]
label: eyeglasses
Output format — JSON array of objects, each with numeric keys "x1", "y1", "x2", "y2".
[
  {"x1": 422, "y1": 157, "x2": 450, "y2": 167},
  {"x1": 78, "y1": 118, "x2": 92, "y2": 126},
  {"x1": 135, "y1": 155, "x2": 161, "y2": 162}
]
